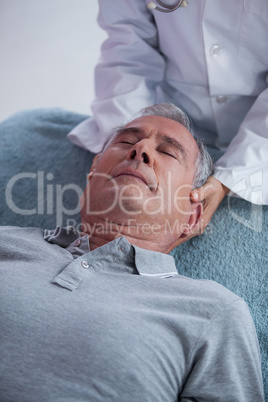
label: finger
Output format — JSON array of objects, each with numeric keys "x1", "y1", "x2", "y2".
[
  {"x1": 192, "y1": 181, "x2": 216, "y2": 202},
  {"x1": 190, "y1": 190, "x2": 199, "y2": 202},
  {"x1": 190, "y1": 186, "x2": 206, "y2": 202}
]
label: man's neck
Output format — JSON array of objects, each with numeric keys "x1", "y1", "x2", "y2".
[{"x1": 81, "y1": 216, "x2": 176, "y2": 253}]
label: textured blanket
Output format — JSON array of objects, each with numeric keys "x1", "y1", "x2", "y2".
[{"x1": 0, "y1": 108, "x2": 267, "y2": 398}]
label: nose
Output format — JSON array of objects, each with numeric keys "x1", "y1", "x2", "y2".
[
  {"x1": 129, "y1": 150, "x2": 150, "y2": 164},
  {"x1": 127, "y1": 140, "x2": 152, "y2": 166}
]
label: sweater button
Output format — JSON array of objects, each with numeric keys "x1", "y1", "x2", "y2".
[{"x1": 81, "y1": 260, "x2": 89, "y2": 269}]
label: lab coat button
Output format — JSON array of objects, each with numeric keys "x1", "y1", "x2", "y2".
[
  {"x1": 216, "y1": 95, "x2": 228, "y2": 104},
  {"x1": 210, "y1": 45, "x2": 222, "y2": 57},
  {"x1": 81, "y1": 260, "x2": 89, "y2": 269}
]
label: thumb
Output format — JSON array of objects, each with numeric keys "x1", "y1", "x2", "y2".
[
  {"x1": 190, "y1": 185, "x2": 208, "y2": 202},
  {"x1": 190, "y1": 189, "x2": 200, "y2": 202},
  {"x1": 190, "y1": 179, "x2": 215, "y2": 203}
]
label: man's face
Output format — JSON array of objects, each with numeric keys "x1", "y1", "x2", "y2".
[{"x1": 81, "y1": 115, "x2": 200, "y2": 241}]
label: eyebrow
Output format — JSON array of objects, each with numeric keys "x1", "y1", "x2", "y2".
[
  {"x1": 115, "y1": 127, "x2": 142, "y2": 137},
  {"x1": 115, "y1": 126, "x2": 189, "y2": 163}
]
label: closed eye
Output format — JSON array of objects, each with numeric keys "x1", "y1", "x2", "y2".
[
  {"x1": 115, "y1": 133, "x2": 138, "y2": 146},
  {"x1": 119, "y1": 140, "x2": 135, "y2": 145},
  {"x1": 157, "y1": 134, "x2": 187, "y2": 165},
  {"x1": 161, "y1": 150, "x2": 177, "y2": 159},
  {"x1": 157, "y1": 145, "x2": 178, "y2": 160}
]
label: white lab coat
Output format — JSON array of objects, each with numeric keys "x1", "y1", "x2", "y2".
[{"x1": 68, "y1": 0, "x2": 268, "y2": 205}]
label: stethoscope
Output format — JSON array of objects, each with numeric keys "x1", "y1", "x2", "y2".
[{"x1": 147, "y1": 0, "x2": 188, "y2": 13}]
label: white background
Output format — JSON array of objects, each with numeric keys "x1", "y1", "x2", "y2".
[{"x1": 0, "y1": 0, "x2": 106, "y2": 122}]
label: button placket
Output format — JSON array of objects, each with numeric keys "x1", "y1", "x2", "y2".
[{"x1": 52, "y1": 257, "x2": 93, "y2": 291}]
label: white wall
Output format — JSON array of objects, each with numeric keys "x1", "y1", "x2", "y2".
[{"x1": 0, "y1": 0, "x2": 106, "y2": 122}]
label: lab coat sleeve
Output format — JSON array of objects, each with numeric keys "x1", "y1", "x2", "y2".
[
  {"x1": 67, "y1": 0, "x2": 165, "y2": 153},
  {"x1": 180, "y1": 299, "x2": 264, "y2": 401},
  {"x1": 213, "y1": 86, "x2": 268, "y2": 205}
]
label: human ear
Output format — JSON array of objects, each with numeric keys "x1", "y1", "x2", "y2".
[{"x1": 180, "y1": 202, "x2": 203, "y2": 238}]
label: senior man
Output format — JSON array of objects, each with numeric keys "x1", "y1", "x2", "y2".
[{"x1": 0, "y1": 104, "x2": 264, "y2": 401}]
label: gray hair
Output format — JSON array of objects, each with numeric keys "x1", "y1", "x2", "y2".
[{"x1": 137, "y1": 103, "x2": 213, "y2": 189}]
